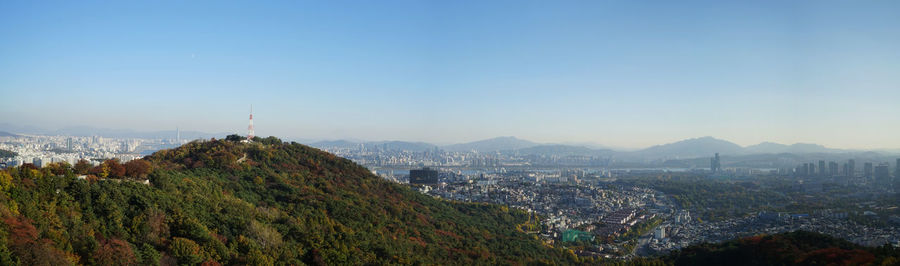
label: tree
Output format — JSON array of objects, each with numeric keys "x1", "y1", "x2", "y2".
[
  {"x1": 0, "y1": 171, "x2": 13, "y2": 191},
  {"x1": 104, "y1": 159, "x2": 126, "y2": 178},
  {"x1": 142, "y1": 209, "x2": 170, "y2": 246},
  {"x1": 90, "y1": 163, "x2": 110, "y2": 178},
  {"x1": 94, "y1": 237, "x2": 137, "y2": 266},
  {"x1": 225, "y1": 134, "x2": 246, "y2": 142},
  {"x1": 247, "y1": 220, "x2": 283, "y2": 249},
  {"x1": 19, "y1": 163, "x2": 38, "y2": 171},
  {"x1": 137, "y1": 244, "x2": 161, "y2": 266},
  {"x1": 74, "y1": 159, "x2": 92, "y2": 175},
  {"x1": 259, "y1": 136, "x2": 282, "y2": 145},
  {"x1": 124, "y1": 159, "x2": 151, "y2": 178},
  {"x1": 170, "y1": 237, "x2": 204, "y2": 265},
  {"x1": 3, "y1": 216, "x2": 70, "y2": 265},
  {"x1": 46, "y1": 162, "x2": 71, "y2": 175}
]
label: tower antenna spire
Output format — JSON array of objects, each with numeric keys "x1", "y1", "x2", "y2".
[{"x1": 248, "y1": 104, "x2": 255, "y2": 140}]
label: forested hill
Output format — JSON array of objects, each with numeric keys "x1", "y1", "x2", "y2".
[
  {"x1": 662, "y1": 231, "x2": 900, "y2": 265},
  {"x1": 0, "y1": 136, "x2": 578, "y2": 265}
]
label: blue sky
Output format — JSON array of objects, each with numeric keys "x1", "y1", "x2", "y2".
[{"x1": 1, "y1": 0, "x2": 899, "y2": 149}]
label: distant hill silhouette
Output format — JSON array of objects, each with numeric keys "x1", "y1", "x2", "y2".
[
  {"x1": 306, "y1": 136, "x2": 890, "y2": 167},
  {"x1": 634, "y1": 136, "x2": 744, "y2": 159},
  {"x1": 744, "y1": 142, "x2": 838, "y2": 154}
]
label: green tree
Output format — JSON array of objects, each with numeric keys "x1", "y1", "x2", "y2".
[
  {"x1": 74, "y1": 159, "x2": 92, "y2": 175},
  {"x1": 225, "y1": 134, "x2": 246, "y2": 142},
  {"x1": 170, "y1": 237, "x2": 204, "y2": 265}
]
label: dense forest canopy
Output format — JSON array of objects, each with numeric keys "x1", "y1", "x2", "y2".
[
  {"x1": 0, "y1": 137, "x2": 579, "y2": 265},
  {"x1": 664, "y1": 231, "x2": 900, "y2": 265}
]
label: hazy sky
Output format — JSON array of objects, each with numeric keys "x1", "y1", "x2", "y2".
[{"x1": 1, "y1": 1, "x2": 899, "y2": 149}]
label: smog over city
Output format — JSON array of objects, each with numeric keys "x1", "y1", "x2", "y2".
[{"x1": 1, "y1": 1, "x2": 899, "y2": 265}]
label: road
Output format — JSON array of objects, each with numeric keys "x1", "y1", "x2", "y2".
[{"x1": 630, "y1": 224, "x2": 659, "y2": 257}]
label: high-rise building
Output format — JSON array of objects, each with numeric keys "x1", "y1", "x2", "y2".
[
  {"x1": 829, "y1": 161, "x2": 838, "y2": 177},
  {"x1": 806, "y1": 163, "x2": 812, "y2": 176},
  {"x1": 895, "y1": 159, "x2": 900, "y2": 191},
  {"x1": 864, "y1": 162, "x2": 874, "y2": 179},
  {"x1": 797, "y1": 163, "x2": 810, "y2": 177},
  {"x1": 848, "y1": 159, "x2": 856, "y2": 178},
  {"x1": 655, "y1": 225, "x2": 666, "y2": 239},
  {"x1": 409, "y1": 167, "x2": 439, "y2": 184},
  {"x1": 66, "y1": 137, "x2": 73, "y2": 151},
  {"x1": 808, "y1": 162, "x2": 816, "y2": 176},
  {"x1": 818, "y1": 160, "x2": 826, "y2": 177},
  {"x1": 875, "y1": 163, "x2": 890, "y2": 186},
  {"x1": 896, "y1": 158, "x2": 900, "y2": 178},
  {"x1": 710, "y1": 153, "x2": 721, "y2": 173},
  {"x1": 842, "y1": 163, "x2": 849, "y2": 177}
]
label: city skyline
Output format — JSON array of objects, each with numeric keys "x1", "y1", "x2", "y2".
[
  {"x1": 4, "y1": 123, "x2": 900, "y2": 154},
  {"x1": 2, "y1": 1, "x2": 900, "y2": 149}
]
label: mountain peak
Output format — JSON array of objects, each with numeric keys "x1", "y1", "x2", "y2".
[
  {"x1": 80, "y1": 136, "x2": 575, "y2": 264},
  {"x1": 637, "y1": 136, "x2": 743, "y2": 159}
]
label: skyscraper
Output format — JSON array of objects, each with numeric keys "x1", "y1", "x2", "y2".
[
  {"x1": 710, "y1": 153, "x2": 721, "y2": 173},
  {"x1": 842, "y1": 163, "x2": 848, "y2": 177},
  {"x1": 874, "y1": 163, "x2": 890, "y2": 186},
  {"x1": 864, "y1": 162, "x2": 873, "y2": 179},
  {"x1": 896, "y1": 158, "x2": 900, "y2": 178},
  {"x1": 818, "y1": 160, "x2": 826, "y2": 177},
  {"x1": 829, "y1": 161, "x2": 838, "y2": 177},
  {"x1": 848, "y1": 159, "x2": 856, "y2": 178},
  {"x1": 895, "y1": 159, "x2": 900, "y2": 191},
  {"x1": 798, "y1": 163, "x2": 810, "y2": 177}
]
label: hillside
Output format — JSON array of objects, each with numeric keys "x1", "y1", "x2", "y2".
[
  {"x1": 662, "y1": 231, "x2": 900, "y2": 265},
  {"x1": 0, "y1": 137, "x2": 577, "y2": 265}
]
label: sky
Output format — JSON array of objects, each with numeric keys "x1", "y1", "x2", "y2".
[{"x1": 1, "y1": 0, "x2": 899, "y2": 149}]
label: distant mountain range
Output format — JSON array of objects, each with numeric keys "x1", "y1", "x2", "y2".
[
  {"x1": 3, "y1": 123, "x2": 894, "y2": 161},
  {"x1": 310, "y1": 136, "x2": 899, "y2": 165},
  {"x1": 628, "y1": 136, "x2": 847, "y2": 160}
]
